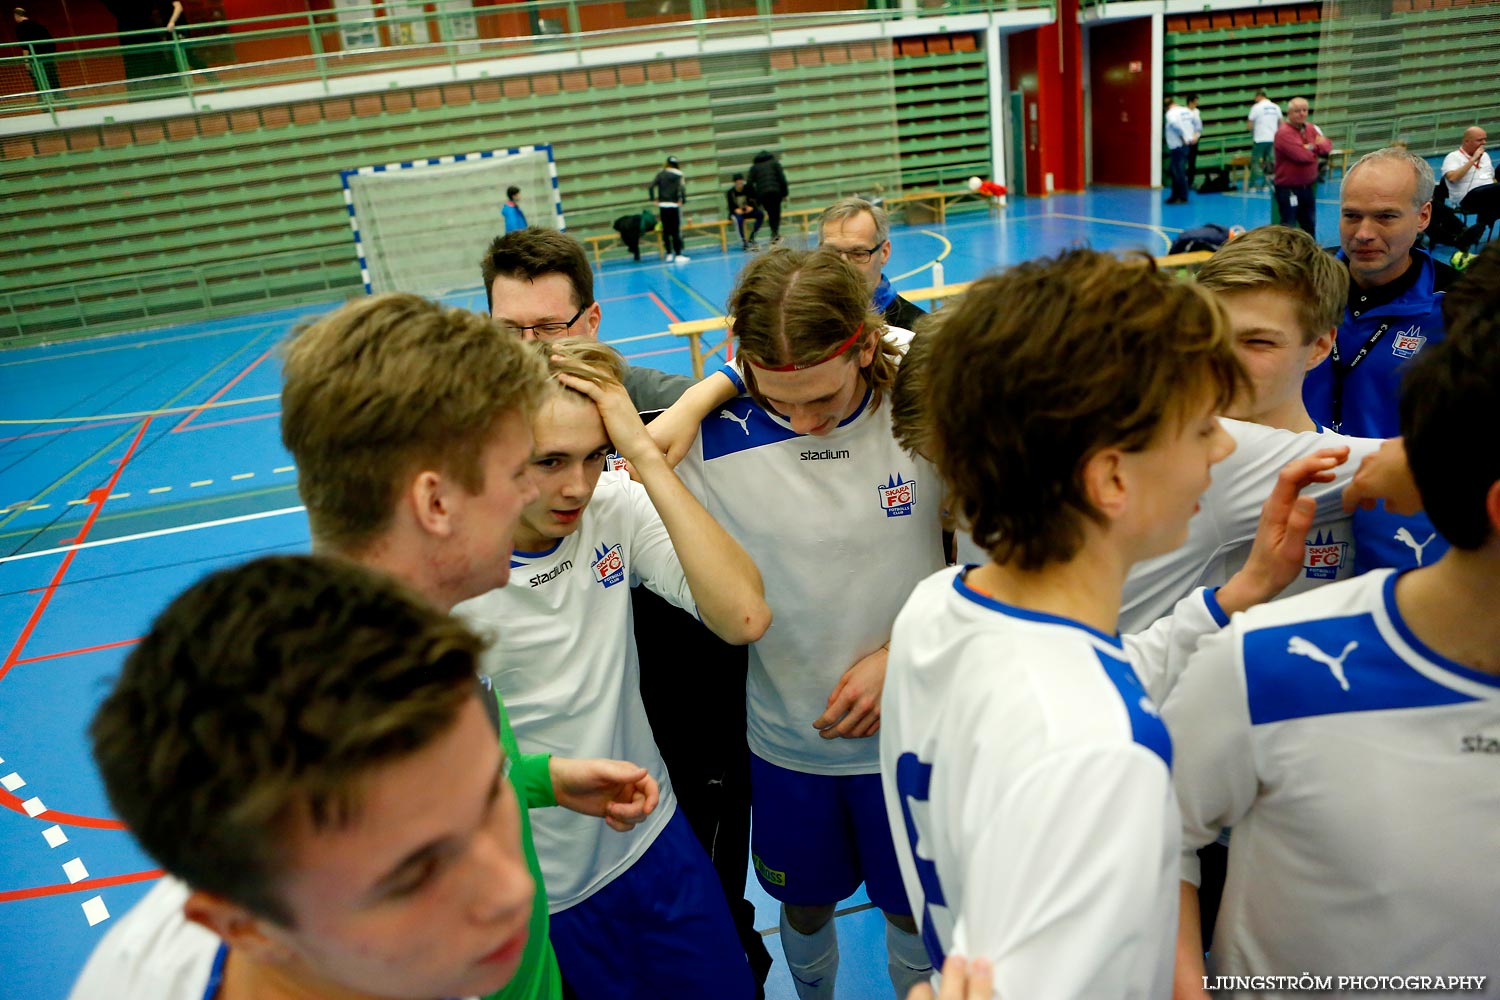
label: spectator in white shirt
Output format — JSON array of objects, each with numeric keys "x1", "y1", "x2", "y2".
[{"x1": 1443, "y1": 126, "x2": 1493, "y2": 207}]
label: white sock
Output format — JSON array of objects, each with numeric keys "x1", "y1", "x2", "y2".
[
  {"x1": 885, "y1": 920, "x2": 934, "y2": 1000},
  {"x1": 779, "y1": 906, "x2": 839, "y2": 999}
]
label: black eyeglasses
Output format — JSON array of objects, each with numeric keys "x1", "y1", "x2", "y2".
[
  {"x1": 502, "y1": 305, "x2": 587, "y2": 338},
  {"x1": 827, "y1": 242, "x2": 886, "y2": 264}
]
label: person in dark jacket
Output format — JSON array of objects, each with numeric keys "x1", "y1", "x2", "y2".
[
  {"x1": 746, "y1": 150, "x2": 788, "y2": 243},
  {"x1": 818, "y1": 197, "x2": 927, "y2": 331},
  {"x1": 612, "y1": 209, "x2": 656, "y2": 262},
  {"x1": 649, "y1": 155, "x2": 689, "y2": 263},
  {"x1": 13, "y1": 7, "x2": 60, "y2": 91},
  {"x1": 725, "y1": 173, "x2": 764, "y2": 250}
]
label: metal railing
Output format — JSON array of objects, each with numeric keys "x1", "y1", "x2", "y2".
[
  {"x1": 2, "y1": 0, "x2": 1050, "y2": 124},
  {"x1": 0, "y1": 244, "x2": 358, "y2": 346}
]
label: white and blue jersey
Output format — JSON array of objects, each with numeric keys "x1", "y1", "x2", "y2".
[
  {"x1": 1164, "y1": 570, "x2": 1500, "y2": 996},
  {"x1": 676, "y1": 366, "x2": 946, "y2": 776},
  {"x1": 68, "y1": 879, "x2": 222, "y2": 1000},
  {"x1": 1122, "y1": 418, "x2": 1381, "y2": 632},
  {"x1": 455, "y1": 472, "x2": 686, "y2": 912},
  {"x1": 880, "y1": 567, "x2": 1187, "y2": 1000}
]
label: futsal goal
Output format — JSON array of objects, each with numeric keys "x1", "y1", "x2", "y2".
[{"x1": 340, "y1": 144, "x2": 562, "y2": 296}]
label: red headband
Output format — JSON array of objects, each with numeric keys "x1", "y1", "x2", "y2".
[{"x1": 747, "y1": 323, "x2": 865, "y2": 373}]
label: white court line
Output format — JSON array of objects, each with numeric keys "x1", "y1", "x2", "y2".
[{"x1": 0, "y1": 506, "x2": 307, "y2": 565}]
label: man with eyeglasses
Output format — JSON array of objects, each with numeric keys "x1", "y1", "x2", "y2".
[
  {"x1": 480, "y1": 228, "x2": 695, "y2": 411},
  {"x1": 818, "y1": 198, "x2": 927, "y2": 332}
]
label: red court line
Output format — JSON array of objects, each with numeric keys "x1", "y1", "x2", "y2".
[
  {"x1": 0, "y1": 788, "x2": 128, "y2": 829},
  {"x1": 0, "y1": 417, "x2": 151, "y2": 686},
  {"x1": 0, "y1": 868, "x2": 162, "y2": 904},
  {"x1": 646, "y1": 291, "x2": 682, "y2": 325},
  {"x1": 598, "y1": 293, "x2": 649, "y2": 304},
  {"x1": 176, "y1": 410, "x2": 281, "y2": 433},
  {"x1": 0, "y1": 417, "x2": 141, "y2": 444},
  {"x1": 15, "y1": 637, "x2": 141, "y2": 666},
  {"x1": 171, "y1": 345, "x2": 275, "y2": 433}
]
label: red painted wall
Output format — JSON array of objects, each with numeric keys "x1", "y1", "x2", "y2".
[
  {"x1": 1008, "y1": 0, "x2": 1083, "y2": 196},
  {"x1": 1088, "y1": 16, "x2": 1152, "y2": 186}
]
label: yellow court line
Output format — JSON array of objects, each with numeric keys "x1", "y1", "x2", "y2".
[
  {"x1": 1038, "y1": 212, "x2": 1175, "y2": 254},
  {"x1": 890, "y1": 230, "x2": 954, "y2": 283},
  {"x1": 0, "y1": 393, "x2": 281, "y2": 425}
]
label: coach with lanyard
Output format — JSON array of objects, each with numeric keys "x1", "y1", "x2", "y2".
[
  {"x1": 1303, "y1": 144, "x2": 1458, "y2": 574},
  {"x1": 1305, "y1": 146, "x2": 1459, "y2": 439}
]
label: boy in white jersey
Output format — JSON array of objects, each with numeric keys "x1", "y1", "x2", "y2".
[
  {"x1": 1167, "y1": 248, "x2": 1500, "y2": 999},
  {"x1": 1198, "y1": 225, "x2": 1448, "y2": 590},
  {"x1": 880, "y1": 249, "x2": 1246, "y2": 1000},
  {"x1": 454, "y1": 339, "x2": 768, "y2": 1000},
  {"x1": 75, "y1": 295, "x2": 665, "y2": 1000},
  {"x1": 664, "y1": 248, "x2": 947, "y2": 999},
  {"x1": 75, "y1": 556, "x2": 538, "y2": 1000}
]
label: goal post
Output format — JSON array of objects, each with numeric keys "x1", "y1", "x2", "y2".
[{"x1": 341, "y1": 144, "x2": 563, "y2": 296}]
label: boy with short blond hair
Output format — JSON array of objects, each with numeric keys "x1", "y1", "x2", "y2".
[{"x1": 456, "y1": 338, "x2": 769, "y2": 1000}]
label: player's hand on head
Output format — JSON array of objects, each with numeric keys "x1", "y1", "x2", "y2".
[
  {"x1": 907, "y1": 956, "x2": 995, "y2": 1000},
  {"x1": 813, "y1": 646, "x2": 888, "y2": 740},
  {"x1": 1220, "y1": 447, "x2": 1346, "y2": 614},
  {"x1": 549, "y1": 756, "x2": 660, "y2": 832},
  {"x1": 1341, "y1": 437, "x2": 1422, "y2": 516},
  {"x1": 553, "y1": 366, "x2": 657, "y2": 468}
]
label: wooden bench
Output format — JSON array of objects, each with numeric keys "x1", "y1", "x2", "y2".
[
  {"x1": 666, "y1": 251, "x2": 1215, "y2": 379},
  {"x1": 582, "y1": 218, "x2": 736, "y2": 268}
]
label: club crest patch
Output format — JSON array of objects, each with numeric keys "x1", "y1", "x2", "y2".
[
  {"x1": 604, "y1": 453, "x2": 632, "y2": 474},
  {"x1": 878, "y1": 474, "x2": 917, "y2": 517},
  {"x1": 1303, "y1": 530, "x2": 1347, "y2": 579},
  {"x1": 1391, "y1": 326, "x2": 1426, "y2": 359},
  {"x1": 591, "y1": 542, "x2": 626, "y2": 588}
]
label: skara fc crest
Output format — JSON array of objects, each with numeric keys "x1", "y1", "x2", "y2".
[
  {"x1": 878, "y1": 473, "x2": 917, "y2": 518},
  {"x1": 1303, "y1": 530, "x2": 1347, "y2": 580},
  {"x1": 591, "y1": 542, "x2": 626, "y2": 588}
]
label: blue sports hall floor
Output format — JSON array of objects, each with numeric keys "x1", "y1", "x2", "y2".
[{"x1": 0, "y1": 183, "x2": 1340, "y2": 1000}]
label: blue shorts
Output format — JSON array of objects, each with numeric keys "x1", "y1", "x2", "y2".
[
  {"x1": 549, "y1": 809, "x2": 754, "y2": 1000},
  {"x1": 749, "y1": 753, "x2": 911, "y2": 915}
]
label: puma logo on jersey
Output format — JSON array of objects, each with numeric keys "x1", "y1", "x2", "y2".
[
  {"x1": 1286, "y1": 636, "x2": 1357, "y2": 691},
  {"x1": 878, "y1": 473, "x2": 917, "y2": 517},
  {"x1": 1304, "y1": 530, "x2": 1347, "y2": 579},
  {"x1": 1461, "y1": 734, "x2": 1500, "y2": 755},
  {"x1": 1391, "y1": 326, "x2": 1426, "y2": 359},
  {"x1": 719, "y1": 409, "x2": 751, "y2": 435},
  {"x1": 1394, "y1": 527, "x2": 1438, "y2": 565},
  {"x1": 1138, "y1": 696, "x2": 1159, "y2": 718}
]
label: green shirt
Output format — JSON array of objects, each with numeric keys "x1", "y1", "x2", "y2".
[{"x1": 486, "y1": 692, "x2": 562, "y2": 1000}]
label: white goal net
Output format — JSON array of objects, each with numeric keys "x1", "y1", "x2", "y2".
[{"x1": 341, "y1": 144, "x2": 562, "y2": 295}]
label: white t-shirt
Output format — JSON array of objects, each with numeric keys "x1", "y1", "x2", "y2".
[
  {"x1": 1443, "y1": 148, "x2": 1495, "y2": 206},
  {"x1": 1165, "y1": 104, "x2": 1195, "y2": 149},
  {"x1": 1247, "y1": 98, "x2": 1283, "y2": 143},
  {"x1": 68, "y1": 878, "x2": 221, "y2": 1000},
  {"x1": 1165, "y1": 570, "x2": 1500, "y2": 997},
  {"x1": 1120, "y1": 418, "x2": 1380, "y2": 633},
  {"x1": 676, "y1": 376, "x2": 946, "y2": 775},
  {"x1": 455, "y1": 472, "x2": 686, "y2": 912},
  {"x1": 880, "y1": 567, "x2": 1183, "y2": 1000}
]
